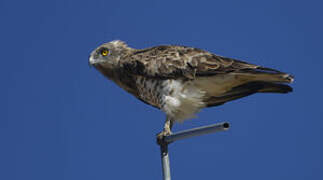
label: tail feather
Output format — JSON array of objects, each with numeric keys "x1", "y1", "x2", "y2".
[
  {"x1": 206, "y1": 81, "x2": 293, "y2": 107},
  {"x1": 257, "y1": 82, "x2": 293, "y2": 93}
]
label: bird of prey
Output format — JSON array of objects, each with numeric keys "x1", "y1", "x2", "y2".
[{"x1": 89, "y1": 40, "x2": 294, "y2": 141}]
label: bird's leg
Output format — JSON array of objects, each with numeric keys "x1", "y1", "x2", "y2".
[
  {"x1": 157, "y1": 117, "x2": 174, "y2": 145},
  {"x1": 163, "y1": 117, "x2": 173, "y2": 136}
]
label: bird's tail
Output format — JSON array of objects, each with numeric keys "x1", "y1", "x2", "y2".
[
  {"x1": 256, "y1": 82, "x2": 292, "y2": 93},
  {"x1": 206, "y1": 81, "x2": 293, "y2": 107},
  {"x1": 237, "y1": 81, "x2": 293, "y2": 93}
]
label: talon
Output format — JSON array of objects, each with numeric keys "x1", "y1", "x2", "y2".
[{"x1": 156, "y1": 130, "x2": 172, "y2": 145}]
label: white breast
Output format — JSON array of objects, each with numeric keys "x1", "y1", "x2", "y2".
[{"x1": 161, "y1": 79, "x2": 206, "y2": 122}]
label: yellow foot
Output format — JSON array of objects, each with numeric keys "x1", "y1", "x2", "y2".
[{"x1": 156, "y1": 130, "x2": 172, "y2": 145}]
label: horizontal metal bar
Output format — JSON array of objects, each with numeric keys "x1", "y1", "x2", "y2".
[{"x1": 164, "y1": 122, "x2": 230, "y2": 143}]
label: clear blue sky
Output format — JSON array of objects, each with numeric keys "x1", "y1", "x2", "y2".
[{"x1": 1, "y1": 0, "x2": 322, "y2": 179}]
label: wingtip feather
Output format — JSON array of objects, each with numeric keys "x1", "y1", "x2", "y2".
[{"x1": 283, "y1": 74, "x2": 294, "y2": 83}]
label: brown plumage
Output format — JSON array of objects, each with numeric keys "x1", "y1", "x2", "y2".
[{"x1": 89, "y1": 40, "x2": 294, "y2": 140}]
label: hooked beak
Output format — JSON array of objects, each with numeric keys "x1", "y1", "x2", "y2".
[
  {"x1": 88, "y1": 55, "x2": 93, "y2": 67},
  {"x1": 88, "y1": 55, "x2": 97, "y2": 68}
]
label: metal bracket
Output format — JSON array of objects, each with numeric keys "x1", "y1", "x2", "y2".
[{"x1": 157, "y1": 122, "x2": 230, "y2": 180}]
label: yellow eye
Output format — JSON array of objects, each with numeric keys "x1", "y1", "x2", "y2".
[{"x1": 101, "y1": 49, "x2": 109, "y2": 56}]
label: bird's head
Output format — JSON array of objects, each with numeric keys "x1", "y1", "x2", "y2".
[{"x1": 89, "y1": 40, "x2": 131, "y2": 68}]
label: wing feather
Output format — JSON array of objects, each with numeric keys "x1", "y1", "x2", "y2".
[{"x1": 122, "y1": 45, "x2": 289, "y2": 80}]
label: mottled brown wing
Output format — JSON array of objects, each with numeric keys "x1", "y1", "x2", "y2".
[{"x1": 122, "y1": 45, "x2": 283, "y2": 79}]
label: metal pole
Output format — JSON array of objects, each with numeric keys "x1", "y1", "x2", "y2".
[
  {"x1": 160, "y1": 143, "x2": 171, "y2": 180},
  {"x1": 157, "y1": 122, "x2": 230, "y2": 180}
]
